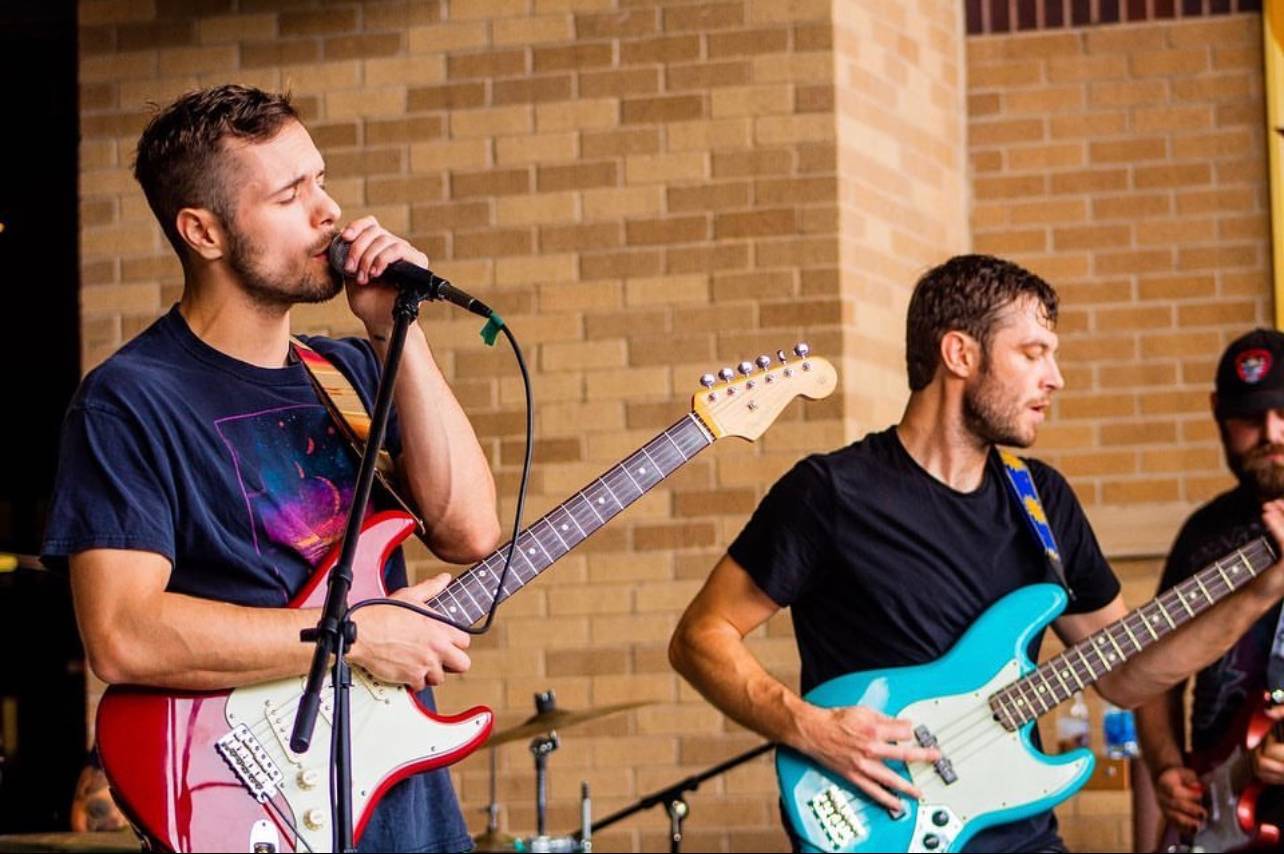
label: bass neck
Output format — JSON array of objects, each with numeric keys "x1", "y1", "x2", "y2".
[{"x1": 989, "y1": 536, "x2": 1278, "y2": 730}]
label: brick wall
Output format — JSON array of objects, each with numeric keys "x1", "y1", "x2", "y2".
[{"x1": 968, "y1": 12, "x2": 1270, "y2": 558}]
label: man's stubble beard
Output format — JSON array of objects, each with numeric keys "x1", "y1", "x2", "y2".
[
  {"x1": 962, "y1": 363, "x2": 1036, "y2": 449},
  {"x1": 225, "y1": 219, "x2": 342, "y2": 310}
]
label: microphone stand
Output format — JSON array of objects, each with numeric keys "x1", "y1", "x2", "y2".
[
  {"x1": 575, "y1": 742, "x2": 773, "y2": 854},
  {"x1": 290, "y1": 286, "x2": 428, "y2": 853}
]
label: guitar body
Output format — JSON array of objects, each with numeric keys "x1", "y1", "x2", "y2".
[
  {"x1": 1159, "y1": 701, "x2": 1283, "y2": 853},
  {"x1": 96, "y1": 511, "x2": 494, "y2": 853},
  {"x1": 778, "y1": 584, "x2": 1095, "y2": 853}
]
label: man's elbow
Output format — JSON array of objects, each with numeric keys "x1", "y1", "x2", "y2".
[
  {"x1": 437, "y1": 517, "x2": 502, "y2": 564},
  {"x1": 667, "y1": 614, "x2": 698, "y2": 680},
  {"x1": 83, "y1": 632, "x2": 145, "y2": 686}
]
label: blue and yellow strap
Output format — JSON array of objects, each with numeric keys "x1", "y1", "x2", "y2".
[{"x1": 999, "y1": 450, "x2": 1073, "y2": 600}]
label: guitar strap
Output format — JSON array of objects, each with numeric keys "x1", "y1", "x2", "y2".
[
  {"x1": 999, "y1": 450, "x2": 1073, "y2": 601},
  {"x1": 290, "y1": 336, "x2": 427, "y2": 537}
]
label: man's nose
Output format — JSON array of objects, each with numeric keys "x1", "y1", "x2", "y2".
[{"x1": 1265, "y1": 408, "x2": 1284, "y2": 443}]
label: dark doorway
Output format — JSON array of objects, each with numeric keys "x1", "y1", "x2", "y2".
[{"x1": 0, "y1": 0, "x2": 85, "y2": 834}]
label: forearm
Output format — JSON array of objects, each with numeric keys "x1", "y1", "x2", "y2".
[
  {"x1": 1136, "y1": 689, "x2": 1186, "y2": 779},
  {"x1": 669, "y1": 615, "x2": 818, "y2": 751},
  {"x1": 371, "y1": 324, "x2": 499, "y2": 562},
  {"x1": 81, "y1": 590, "x2": 319, "y2": 691},
  {"x1": 1099, "y1": 566, "x2": 1283, "y2": 707}
]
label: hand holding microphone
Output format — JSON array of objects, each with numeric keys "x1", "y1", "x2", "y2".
[{"x1": 329, "y1": 218, "x2": 493, "y2": 319}]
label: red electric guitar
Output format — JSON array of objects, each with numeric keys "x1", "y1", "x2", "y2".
[
  {"x1": 1159, "y1": 693, "x2": 1284, "y2": 853},
  {"x1": 95, "y1": 346, "x2": 836, "y2": 853}
]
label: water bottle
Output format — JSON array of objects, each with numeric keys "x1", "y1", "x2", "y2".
[
  {"x1": 1055, "y1": 691, "x2": 1091, "y2": 753},
  {"x1": 1102, "y1": 702, "x2": 1139, "y2": 759}
]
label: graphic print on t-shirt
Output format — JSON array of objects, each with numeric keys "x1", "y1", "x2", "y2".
[{"x1": 215, "y1": 403, "x2": 357, "y2": 566}]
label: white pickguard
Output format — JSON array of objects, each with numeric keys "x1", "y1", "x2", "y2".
[
  {"x1": 898, "y1": 661, "x2": 1092, "y2": 852},
  {"x1": 223, "y1": 667, "x2": 490, "y2": 852}
]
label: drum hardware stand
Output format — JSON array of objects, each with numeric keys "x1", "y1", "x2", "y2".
[
  {"x1": 575, "y1": 742, "x2": 773, "y2": 854},
  {"x1": 530, "y1": 732, "x2": 560, "y2": 840}
]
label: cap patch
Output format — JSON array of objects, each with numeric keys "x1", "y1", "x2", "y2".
[{"x1": 1236, "y1": 348, "x2": 1272, "y2": 384}]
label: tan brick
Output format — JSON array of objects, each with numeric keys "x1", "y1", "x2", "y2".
[
  {"x1": 408, "y1": 21, "x2": 490, "y2": 54},
  {"x1": 540, "y1": 222, "x2": 621, "y2": 252},
  {"x1": 625, "y1": 152, "x2": 707, "y2": 184},
  {"x1": 667, "y1": 118, "x2": 753, "y2": 152},
  {"x1": 667, "y1": 59, "x2": 753, "y2": 91},
  {"x1": 496, "y1": 192, "x2": 577, "y2": 227},
  {"x1": 365, "y1": 55, "x2": 446, "y2": 87},
  {"x1": 454, "y1": 228, "x2": 533, "y2": 259},
  {"x1": 494, "y1": 14, "x2": 574, "y2": 46},
  {"x1": 325, "y1": 87, "x2": 404, "y2": 119},
  {"x1": 533, "y1": 42, "x2": 613, "y2": 72},
  {"x1": 1007, "y1": 142, "x2": 1084, "y2": 171},
  {"x1": 450, "y1": 105, "x2": 533, "y2": 138},
  {"x1": 496, "y1": 132, "x2": 578, "y2": 165},
  {"x1": 581, "y1": 249, "x2": 664, "y2": 279},
  {"x1": 411, "y1": 139, "x2": 491, "y2": 173},
  {"x1": 324, "y1": 33, "x2": 402, "y2": 62},
  {"x1": 536, "y1": 98, "x2": 618, "y2": 132},
  {"x1": 620, "y1": 34, "x2": 700, "y2": 65},
  {"x1": 622, "y1": 94, "x2": 705, "y2": 124}
]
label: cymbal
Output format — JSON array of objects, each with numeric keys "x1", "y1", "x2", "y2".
[{"x1": 488, "y1": 700, "x2": 653, "y2": 746}]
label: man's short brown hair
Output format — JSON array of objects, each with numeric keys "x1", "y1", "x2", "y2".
[
  {"x1": 904, "y1": 254, "x2": 1059, "y2": 391},
  {"x1": 133, "y1": 84, "x2": 299, "y2": 258}
]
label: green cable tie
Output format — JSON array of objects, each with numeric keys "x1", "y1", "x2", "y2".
[{"x1": 480, "y1": 312, "x2": 505, "y2": 346}]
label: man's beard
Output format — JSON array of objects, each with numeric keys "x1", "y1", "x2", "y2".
[
  {"x1": 226, "y1": 222, "x2": 342, "y2": 309},
  {"x1": 1228, "y1": 441, "x2": 1284, "y2": 499},
  {"x1": 963, "y1": 367, "x2": 1037, "y2": 449}
]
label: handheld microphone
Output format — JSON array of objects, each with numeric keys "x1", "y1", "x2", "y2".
[{"x1": 328, "y1": 236, "x2": 493, "y2": 318}]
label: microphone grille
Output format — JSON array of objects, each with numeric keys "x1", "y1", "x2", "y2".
[{"x1": 327, "y1": 236, "x2": 350, "y2": 273}]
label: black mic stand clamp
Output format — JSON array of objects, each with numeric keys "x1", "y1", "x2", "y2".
[{"x1": 289, "y1": 287, "x2": 429, "y2": 853}]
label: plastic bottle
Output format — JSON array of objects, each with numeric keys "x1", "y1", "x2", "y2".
[
  {"x1": 1102, "y1": 702, "x2": 1139, "y2": 759},
  {"x1": 1056, "y1": 691, "x2": 1091, "y2": 753}
]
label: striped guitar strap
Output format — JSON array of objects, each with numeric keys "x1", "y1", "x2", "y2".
[
  {"x1": 999, "y1": 450, "x2": 1073, "y2": 600},
  {"x1": 290, "y1": 336, "x2": 426, "y2": 536}
]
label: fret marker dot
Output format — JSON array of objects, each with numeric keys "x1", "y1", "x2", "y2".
[
  {"x1": 638, "y1": 467, "x2": 646, "y2": 475},
  {"x1": 448, "y1": 606, "x2": 457, "y2": 613},
  {"x1": 1063, "y1": 670, "x2": 1071, "y2": 678},
  {"x1": 479, "y1": 570, "x2": 487, "y2": 577},
  {"x1": 1037, "y1": 685, "x2": 1046, "y2": 692},
  {"x1": 561, "y1": 524, "x2": 568, "y2": 532},
  {"x1": 528, "y1": 548, "x2": 536, "y2": 555}
]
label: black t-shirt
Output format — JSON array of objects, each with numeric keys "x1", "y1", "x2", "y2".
[
  {"x1": 41, "y1": 305, "x2": 471, "y2": 853},
  {"x1": 1160, "y1": 485, "x2": 1281, "y2": 753},
  {"x1": 729, "y1": 427, "x2": 1120, "y2": 853}
]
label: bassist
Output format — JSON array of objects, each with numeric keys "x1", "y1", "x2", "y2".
[{"x1": 669, "y1": 256, "x2": 1284, "y2": 852}]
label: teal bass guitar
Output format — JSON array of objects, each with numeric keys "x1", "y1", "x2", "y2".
[{"x1": 777, "y1": 536, "x2": 1277, "y2": 853}]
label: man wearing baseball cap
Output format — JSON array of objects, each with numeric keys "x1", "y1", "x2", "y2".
[{"x1": 1136, "y1": 328, "x2": 1284, "y2": 841}]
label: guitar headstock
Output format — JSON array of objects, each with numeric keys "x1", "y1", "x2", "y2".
[{"x1": 691, "y1": 343, "x2": 837, "y2": 441}]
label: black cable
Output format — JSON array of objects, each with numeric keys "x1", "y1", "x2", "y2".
[{"x1": 346, "y1": 321, "x2": 531, "y2": 636}]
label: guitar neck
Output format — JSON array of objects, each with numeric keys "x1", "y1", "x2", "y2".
[
  {"x1": 426, "y1": 414, "x2": 714, "y2": 626},
  {"x1": 991, "y1": 536, "x2": 1278, "y2": 730}
]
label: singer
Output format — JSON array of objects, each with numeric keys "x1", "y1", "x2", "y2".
[{"x1": 40, "y1": 84, "x2": 500, "y2": 852}]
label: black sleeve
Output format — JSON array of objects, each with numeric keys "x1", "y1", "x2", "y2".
[
  {"x1": 1030, "y1": 460, "x2": 1121, "y2": 614},
  {"x1": 726, "y1": 455, "x2": 836, "y2": 608}
]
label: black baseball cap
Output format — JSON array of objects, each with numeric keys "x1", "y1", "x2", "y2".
[{"x1": 1215, "y1": 328, "x2": 1284, "y2": 419}]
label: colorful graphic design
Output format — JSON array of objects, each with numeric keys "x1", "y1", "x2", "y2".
[
  {"x1": 215, "y1": 403, "x2": 358, "y2": 565},
  {"x1": 1236, "y1": 348, "x2": 1273, "y2": 384}
]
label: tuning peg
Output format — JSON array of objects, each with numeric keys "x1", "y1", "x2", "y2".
[
  {"x1": 718, "y1": 367, "x2": 735, "y2": 382},
  {"x1": 776, "y1": 349, "x2": 788, "y2": 364},
  {"x1": 794, "y1": 342, "x2": 810, "y2": 358},
  {"x1": 737, "y1": 361, "x2": 754, "y2": 376},
  {"x1": 756, "y1": 355, "x2": 772, "y2": 370},
  {"x1": 699, "y1": 373, "x2": 716, "y2": 389}
]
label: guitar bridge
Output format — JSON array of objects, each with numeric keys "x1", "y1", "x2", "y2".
[
  {"x1": 216, "y1": 724, "x2": 285, "y2": 803},
  {"x1": 808, "y1": 784, "x2": 868, "y2": 848}
]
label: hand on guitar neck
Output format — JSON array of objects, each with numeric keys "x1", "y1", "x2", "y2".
[
  {"x1": 1248, "y1": 702, "x2": 1284, "y2": 785},
  {"x1": 348, "y1": 572, "x2": 471, "y2": 690}
]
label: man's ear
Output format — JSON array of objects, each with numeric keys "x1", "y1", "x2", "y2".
[
  {"x1": 940, "y1": 330, "x2": 981, "y2": 380},
  {"x1": 175, "y1": 207, "x2": 226, "y2": 262}
]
